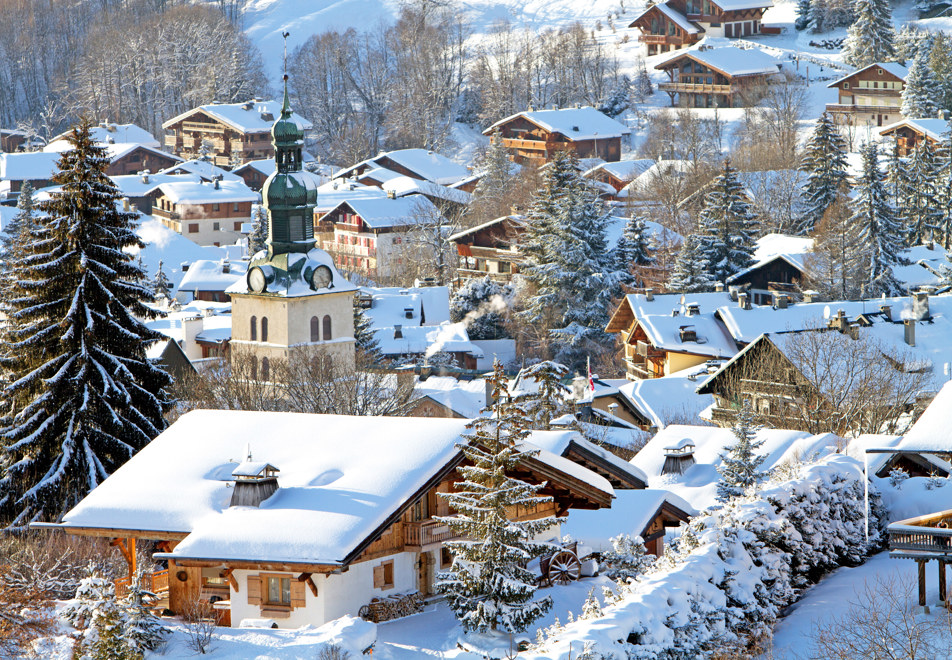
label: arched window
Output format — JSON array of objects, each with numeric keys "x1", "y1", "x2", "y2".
[
  {"x1": 261, "y1": 357, "x2": 270, "y2": 381},
  {"x1": 250, "y1": 316, "x2": 257, "y2": 341},
  {"x1": 261, "y1": 317, "x2": 269, "y2": 342},
  {"x1": 310, "y1": 316, "x2": 320, "y2": 342},
  {"x1": 322, "y1": 315, "x2": 332, "y2": 341},
  {"x1": 250, "y1": 357, "x2": 258, "y2": 380}
]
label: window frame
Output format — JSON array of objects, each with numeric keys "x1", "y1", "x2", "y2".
[{"x1": 262, "y1": 573, "x2": 292, "y2": 608}]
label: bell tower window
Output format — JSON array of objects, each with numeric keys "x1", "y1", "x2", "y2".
[
  {"x1": 261, "y1": 317, "x2": 269, "y2": 342},
  {"x1": 261, "y1": 357, "x2": 270, "y2": 381},
  {"x1": 250, "y1": 316, "x2": 257, "y2": 341},
  {"x1": 323, "y1": 315, "x2": 332, "y2": 341},
  {"x1": 310, "y1": 316, "x2": 320, "y2": 342}
]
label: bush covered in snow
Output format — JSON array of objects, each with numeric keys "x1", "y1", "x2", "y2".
[{"x1": 523, "y1": 456, "x2": 884, "y2": 659}]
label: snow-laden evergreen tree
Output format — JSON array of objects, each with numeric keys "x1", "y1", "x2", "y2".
[
  {"x1": 248, "y1": 204, "x2": 268, "y2": 256},
  {"x1": 667, "y1": 233, "x2": 715, "y2": 293},
  {"x1": 467, "y1": 129, "x2": 518, "y2": 225},
  {"x1": 849, "y1": 141, "x2": 906, "y2": 297},
  {"x1": 519, "y1": 150, "x2": 623, "y2": 364},
  {"x1": 152, "y1": 260, "x2": 173, "y2": 302},
  {"x1": 696, "y1": 161, "x2": 759, "y2": 284},
  {"x1": 353, "y1": 300, "x2": 381, "y2": 362},
  {"x1": 613, "y1": 213, "x2": 655, "y2": 286},
  {"x1": 895, "y1": 23, "x2": 930, "y2": 61},
  {"x1": 0, "y1": 120, "x2": 173, "y2": 528},
  {"x1": 513, "y1": 360, "x2": 569, "y2": 430},
  {"x1": 716, "y1": 400, "x2": 767, "y2": 502},
  {"x1": 580, "y1": 588, "x2": 603, "y2": 620},
  {"x1": 884, "y1": 140, "x2": 913, "y2": 233},
  {"x1": 598, "y1": 75, "x2": 631, "y2": 118},
  {"x1": 929, "y1": 32, "x2": 952, "y2": 112},
  {"x1": 600, "y1": 534, "x2": 655, "y2": 582},
  {"x1": 935, "y1": 123, "x2": 952, "y2": 249},
  {"x1": 795, "y1": 0, "x2": 812, "y2": 29},
  {"x1": 449, "y1": 276, "x2": 513, "y2": 340},
  {"x1": 634, "y1": 62, "x2": 654, "y2": 102},
  {"x1": 841, "y1": 0, "x2": 896, "y2": 67},
  {"x1": 123, "y1": 576, "x2": 168, "y2": 655},
  {"x1": 807, "y1": 183, "x2": 865, "y2": 300},
  {"x1": 798, "y1": 112, "x2": 849, "y2": 234},
  {"x1": 436, "y1": 361, "x2": 557, "y2": 633},
  {"x1": 902, "y1": 47, "x2": 940, "y2": 118},
  {"x1": 905, "y1": 140, "x2": 942, "y2": 245}
]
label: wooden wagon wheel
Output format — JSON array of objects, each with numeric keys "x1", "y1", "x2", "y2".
[
  {"x1": 546, "y1": 550, "x2": 582, "y2": 585},
  {"x1": 358, "y1": 605, "x2": 372, "y2": 621}
]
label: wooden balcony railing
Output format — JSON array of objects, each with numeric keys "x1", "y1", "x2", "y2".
[
  {"x1": 825, "y1": 103, "x2": 901, "y2": 114},
  {"x1": 114, "y1": 569, "x2": 170, "y2": 599},
  {"x1": 404, "y1": 519, "x2": 457, "y2": 548},
  {"x1": 639, "y1": 34, "x2": 688, "y2": 45},
  {"x1": 456, "y1": 268, "x2": 514, "y2": 282},
  {"x1": 889, "y1": 509, "x2": 952, "y2": 558},
  {"x1": 658, "y1": 82, "x2": 733, "y2": 94},
  {"x1": 152, "y1": 207, "x2": 180, "y2": 221}
]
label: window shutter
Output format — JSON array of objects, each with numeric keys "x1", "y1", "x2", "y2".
[
  {"x1": 373, "y1": 564, "x2": 385, "y2": 589},
  {"x1": 247, "y1": 575, "x2": 262, "y2": 605},
  {"x1": 290, "y1": 579, "x2": 307, "y2": 608}
]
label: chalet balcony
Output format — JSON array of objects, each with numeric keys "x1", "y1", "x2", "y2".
[
  {"x1": 333, "y1": 243, "x2": 377, "y2": 258},
  {"x1": 152, "y1": 207, "x2": 180, "y2": 221},
  {"x1": 164, "y1": 135, "x2": 182, "y2": 150},
  {"x1": 625, "y1": 356, "x2": 658, "y2": 380},
  {"x1": 825, "y1": 103, "x2": 901, "y2": 114},
  {"x1": 404, "y1": 519, "x2": 457, "y2": 548},
  {"x1": 502, "y1": 137, "x2": 566, "y2": 152},
  {"x1": 889, "y1": 510, "x2": 952, "y2": 559},
  {"x1": 455, "y1": 267, "x2": 514, "y2": 282},
  {"x1": 658, "y1": 82, "x2": 733, "y2": 95},
  {"x1": 640, "y1": 34, "x2": 688, "y2": 45},
  {"x1": 182, "y1": 121, "x2": 226, "y2": 134}
]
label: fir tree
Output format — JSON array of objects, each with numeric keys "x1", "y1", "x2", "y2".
[
  {"x1": 436, "y1": 361, "x2": 557, "y2": 633},
  {"x1": 0, "y1": 120, "x2": 173, "y2": 528},
  {"x1": 807, "y1": 183, "x2": 865, "y2": 300},
  {"x1": 795, "y1": 0, "x2": 811, "y2": 30},
  {"x1": 849, "y1": 141, "x2": 906, "y2": 297},
  {"x1": 613, "y1": 213, "x2": 655, "y2": 286},
  {"x1": 716, "y1": 400, "x2": 767, "y2": 502},
  {"x1": 696, "y1": 161, "x2": 759, "y2": 284},
  {"x1": 598, "y1": 75, "x2": 631, "y2": 118},
  {"x1": 249, "y1": 204, "x2": 268, "y2": 256},
  {"x1": 353, "y1": 299, "x2": 381, "y2": 362},
  {"x1": 123, "y1": 575, "x2": 168, "y2": 655},
  {"x1": 937, "y1": 123, "x2": 952, "y2": 249},
  {"x1": 600, "y1": 534, "x2": 655, "y2": 581},
  {"x1": 667, "y1": 234, "x2": 715, "y2": 293},
  {"x1": 467, "y1": 129, "x2": 518, "y2": 225},
  {"x1": 634, "y1": 62, "x2": 654, "y2": 102},
  {"x1": 884, "y1": 140, "x2": 912, "y2": 231},
  {"x1": 841, "y1": 0, "x2": 896, "y2": 68},
  {"x1": 929, "y1": 33, "x2": 952, "y2": 112},
  {"x1": 449, "y1": 276, "x2": 513, "y2": 340},
  {"x1": 798, "y1": 112, "x2": 849, "y2": 234},
  {"x1": 152, "y1": 260, "x2": 173, "y2": 302},
  {"x1": 513, "y1": 360, "x2": 569, "y2": 430},
  {"x1": 905, "y1": 140, "x2": 942, "y2": 246},
  {"x1": 902, "y1": 47, "x2": 940, "y2": 119}
]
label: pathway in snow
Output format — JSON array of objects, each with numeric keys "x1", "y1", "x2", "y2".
[{"x1": 768, "y1": 551, "x2": 947, "y2": 659}]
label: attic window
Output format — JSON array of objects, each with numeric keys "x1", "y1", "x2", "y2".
[
  {"x1": 878, "y1": 68, "x2": 883, "y2": 75},
  {"x1": 843, "y1": 82, "x2": 850, "y2": 89},
  {"x1": 572, "y1": 125, "x2": 580, "y2": 132}
]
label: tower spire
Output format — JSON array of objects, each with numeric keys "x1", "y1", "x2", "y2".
[{"x1": 281, "y1": 31, "x2": 291, "y2": 118}]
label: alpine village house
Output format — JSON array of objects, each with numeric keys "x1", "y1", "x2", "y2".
[
  {"x1": 629, "y1": 0, "x2": 777, "y2": 55},
  {"x1": 825, "y1": 62, "x2": 908, "y2": 129},
  {"x1": 655, "y1": 46, "x2": 784, "y2": 108}
]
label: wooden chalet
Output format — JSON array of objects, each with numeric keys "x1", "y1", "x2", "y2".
[
  {"x1": 162, "y1": 100, "x2": 313, "y2": 168},
  {"x1": 333, "y1": 149, "x2": 471, "y2": 187},
  {"x1": 879, "y1": 118, "x2": 947, "y2": 158},
  {"x1": 153, "y1": 177, "x2": 260, "y2": 247},
  {"x1": 629, "y1": 0, "x2": 776, "y2": 55},
  {"x1": 655, "y1": 46, "x2": 783, "y2": 108},
  {"x1": 37, "y1": 411, "x2": 614, "y2": 629},
  {"x1": 826, "y1": 62, "x2": 908, "y2": 129},
  {"x1": 103, "y1": 144, "x2": 181, "y2": 177},
  {"x1": 448, "y1": 215, "x2": 526, "y2": 283},
  {"x1": 605, "y1": 292, "x2": 738, "y2": 381},
  {"x1": 0, "y1": 151, "x2": 59, "y2": 199},
  {"x1": 483, "y1": 107, "x2": 630, "y2": 166},
  {"x1": 0, "y1": 128, "x2": 30, "y2": 152},
  {"x1": 583, "y1": 159, "x2": 656, "y2": 198}
]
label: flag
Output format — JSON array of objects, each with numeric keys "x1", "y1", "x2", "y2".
[{"x1": 587, "y1": 356, "x2": 595, "y2": 394}]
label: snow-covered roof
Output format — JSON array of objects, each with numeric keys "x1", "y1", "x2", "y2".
[
  {"x1": 604, "y1": 215, "x2": 683, "y2": 254},
  {"x1": 129, "y1": 216, "x2": 227, "y2": 291},
  {"x1": 147, "y1": 307, "x2": 232, "y2": 345},
  {"x1": 0, "y1": 151, "x2": 60, "y2": 181},
  {"x1": 486, "y1": 106, "x2": 631, "y2": 141},
  {"x1": 412, "y1": 376, "x2": 487, "y2": 418},
  {"x1": 447, "y1": 214, "x2": 525, "y2": 243},
  {"x1": 110, "y1": 173, "x2": 196, "y2": 198},
  {"x1": 879, "y1": 117, "x2": 949, "y2": 142},
  {"x1": 631, "y1": 1, "x2": 703, "y2": 34},
  {"x1": 528, "y1": 429, "x2": 649, "y2": 487},
  {"x1": 631, "y1": 424, "x2": 840, "y2": 509},
  {"x1": 375, "y1": 321, "x2": 482, "y2": 357},
  {"x1": 618, "y1": 367, "x2": 717, "y2": 429},
  {"x1": 828, "y1": 62, "x2": 909, "y2": 87},
  {"x1": 624, "y1": 159, "x2": 693, "y2": 195},
  {"x1": 563, "y1": 489, "x2": 696, "y2": 551},
  {"x1": 725, "y1": 233, "x2": 815, "y2": 283},
  {"x1": 584, "y1": 159, "x2": 656, "y2": 182},
  {"x1": 163, "y1": 100, "x2": 312, "y2": 134},
  {"x1": 637, "y1": 308, "x2": 738, "y2": 360},
  {"x1": 58, "y1": 410, "x2": 611, "y2": 567},
  {"x1": 177, "y1": 259, "x2": 244, "y2": 292},
  {"x1": 382, "y1": 176, "x2": 472, "y2": 205},
  {"x1": 49, "y1": 123, "x2": 160, "y2": 149},
  {"x1": 711, "y1": 0, "x2": 773, "y2": 10},
  {"x1": 328, "y1": 194, "x2": 441, "y2": 229},
  {"x1": 157, "y1": 178, "x2": 260, "y2": 205},
  {"x1": 891, "y1": 379, "x2": 952, "y2": 453},
  {"x1": 157, "y1": 159, "x2": 243, "y2": 182},
  {"x1": 314, "y1": 182, "x2": 388, "y2": 212},
  {"x1": 657, "y1": 46, "x2": 783, "y2": 77},
  {"x1": 361, "y1": 286, "x2": 451, "y2": 328},
  {"x1": 334, "y1": 149, "x2": 471, "y2": 186}
]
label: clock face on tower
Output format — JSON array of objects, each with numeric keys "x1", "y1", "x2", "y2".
[
  {"x1": 248, "y1": 266, "x2": 268, "y2": 293},
  {"x1": 310, "y1": 265, "x2": 333, "y2": 290}
]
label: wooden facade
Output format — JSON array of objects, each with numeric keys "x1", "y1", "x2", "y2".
[
  {"x1": 629, "y1": 0, "x2": 772, "y2": 55},
  {"x1": 655, "y1": 51, "x2": 779, "y2": 108},
  {"x1": 727, "y1": 255, "x2": 804, "y2": 306},
  {"x1": 879, "y1": 121, "x2": 941, "y2": 158},
  {"x1": 153, "y1": 195, "x2": 253, "y2": 247},
  {"x1": 449, "y1": 216, "x2": 525, "y2": 284},
  {"x1": 163, "y1": 110, "x2": 273, "y2": 168},
  {"x1": 487, "y1": 115, "x2": 622, "y2": 166},
  {"x1": 826, "y1": 64, "x2": 906, "y2": 129},
  {"x1": 105, "y1": 146, "x2": 181, "y2": 177}
]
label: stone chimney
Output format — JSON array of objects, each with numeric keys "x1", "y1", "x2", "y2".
[
  {"x1": 879, "y1": 304, "x2": 892, "y2": 321},
  {"x1": 774, "y1": 293, "x2": 789, "y2": 309},
  {"x1": 912, "y1": 290, "x2": 931, "y2": 321},
  {"x1": 904, "y1": 319, "x2": 916, "y2": 347},
  {"x1": 738, "y1": 292, "x2": 750, "y2": 310},
  {"x1": 140, "y1": 169, "x2": 150, "y2": 184},
  {"x1": 645, "y1": 288, "x2": 654, "y2": 301},
  {"x1": 715, "y1": 281, "x2": 724, "y2": 292},
  {"x1": 829, "y1": 309, "x2": 848, "y2": 333}
]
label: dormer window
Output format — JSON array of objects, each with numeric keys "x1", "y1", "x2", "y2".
[{"x1": 843, "y1": 82, "x2": 850, "y2": 89}]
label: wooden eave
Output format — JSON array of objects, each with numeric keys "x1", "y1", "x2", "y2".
[
  {"x1": 606, "y1": 297, "x2": 637, "y2": 333},
  {"x1": 563, "y1": 441, "x2": 647, "y2": 489},
  {"x1": 829, "y1": 65, "x2": 906, "y2": 89},
  {"x1": 640, "y1": 500, "x2": 693, "y2": 542},
  {"x1": 655, "y1": 52, "x2": 770, "y2": 81},
  {"x1": 32, "y1": 522, "x2": 189, "y2": 542},
  {"x1": 514, "y1": 453, "x2": 614, "y2": 510},
  {"x1": 154, "y1": 556, "x2": 344, "y2": 573}
]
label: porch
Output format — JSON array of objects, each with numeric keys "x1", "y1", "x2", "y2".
[{"x1": 888, "y1": 508, "x2": 952, "y2": 607}]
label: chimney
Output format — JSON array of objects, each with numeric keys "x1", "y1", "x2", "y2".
[
  {"x1": 404, "y1": 306, "x2": 414, "y2": 319},
  {"x1": 904, "y1": 318, "x2": 916, "y2": 347},
  {"x1": 715, "y1": 281, "x2": 724, "y2": 292},
  {"x1": 213, "y1": 174, "x2": 222, "y2": 190},
  {"x1": 181, "y1": 261, "x2": 190, "y2": 272},
  {"x1": 645, "y1": 288, "x2": 654, "y2": 301},
  {"x1": 230, "y1": 455, "x2": 280, "y2": 508},
  {"x1": 912, "y1": 290, "x2": 931, "y2": 320},
  {"x1": 847, "y1": 323, "x2": 860, "y2": 340},
  {"x1": 661, "y1": 439, "x2": 696, "y2": 476},
  {"x1": 394, "y1": 324, "x2": 403, "y2": 339},
  {"x1": 386, "y1": 188, "x2": 396, "y2": 199},
  {"x1": 679, "y1": 325, "x2": 698, "y2": 342},
  {"x1": 774, "y1": 293, "x2": 789, "y2": 309},
  {"x1": 879, "y1": 304, "x2": 892, "y2": 321},
  {"x1": 829, "y1": 309, "x2": 848, "y2": 333},
  {"x1": 686, "y1": 302, "x2": 700, "y2": 316},
  {"x1": 802, "y1": 290, "x2": 819, "y2": 303},
  {"x1": 140, "y1": 169, "x2": 150, "y2": 184},
  {"x1": 738, "y1": 292, "x2": 750, "y2": 310},
  {"x1": 122, "y1": 198, "x2": 130, "y2": 211},
  {"x1": 221, "y1": 260, "x2": 231, "y2": 274}
]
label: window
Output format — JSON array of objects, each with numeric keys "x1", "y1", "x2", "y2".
[
  {"x1": 266, "y1": 576, "x2": 291, "y2": 606},
  {"x1": 250, "y1": 316, "x2": 257, "y2": 341},
  {"x1": 373, "y1": 560, "x2": 395, "y2": 590},
  {"x1": 843, "y1": 82, "x2": 849, "y2": 89},
  {"x1": 250, "y1": 357, "x2": 258, "y2": 380},
  {"x1": 322, "y1": 315, "x2": 332, "y2": 341},
  {"x1": 234, "y1": 221, "x2": 242, "y2": 231},
  {"x1": 188, "y1": 223, "x2": 199, "y2": 233},
  {"x1": 261, "y1": 317, "x2": 269, "y2": 342},
  {"x1": 878, "y1": 68, "x2": 883, "y2": 75},
  {"x1": 213, "y1": 222, "x2": 220, "y2": 231},
  {"x1": 310, "y1": 316, "x2": 320, "y2": 342},
  {"x1": 440, "y1": 547, "x2": 453, "y2": 569},
  {"x1": 233, "y1": 203, "x2": 240, "y2": 212},
  {"x1": 261, "y1": 357, "x2": 270, "y2": 381},
  {"x1": 213, "y1": 203, "x2": 220, "y2": 212}
]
